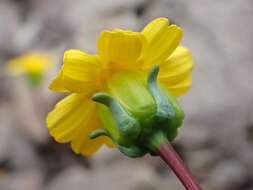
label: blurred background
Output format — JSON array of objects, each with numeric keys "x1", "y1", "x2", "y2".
[{"x1": 0, "y1": 0, "x2": 253, "y2": 189}]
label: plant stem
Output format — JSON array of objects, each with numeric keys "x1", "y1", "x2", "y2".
[{"x1": 156, "y1": 140, "x2": 202, "y2": 190}]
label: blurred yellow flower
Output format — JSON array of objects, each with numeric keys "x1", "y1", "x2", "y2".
[
  {"x1": 47, "y1": 17, "x2": 194, "y2": 156},
  {"x1": 5, "y1": 52, "x2": 52, "y2": 75},
  {"x1": 5, "y1": 52, "x2": 53, "y2": 86}
]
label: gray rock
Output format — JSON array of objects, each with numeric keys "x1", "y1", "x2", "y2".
[
  {"x1": 0, "y1": 103, "x2": 15, "y2": 162},
  {"x1": 0, "y1": 1, "x2": 21, "y2": 57},
  {"x1": 8, "y1": 77, "x2": 49, "y2": 144},
  {"x1": 186, "y1": 148, "x2": 221, "y2": 180},
  {"x1": 8, "y1": 132, "x2": 44, "y2": 171},
  {"x1": 0, "y1": 169, "x2": 44, "y2": 190},
  {"x1": 47, "y1": 161, "x2": 163, "y2": 190},
  {"x1": 208, "y1": 159, "x2": 248, "y2": 189}
]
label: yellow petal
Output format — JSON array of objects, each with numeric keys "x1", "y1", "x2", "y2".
[
  {"x1": 70, "y1": 118, "x2": 115, "y2": 156},
  {"x1": 141, "y1": 18, "x2": 183, "y2": 68},
  {"x1": 62, "y1": 49, "x2": 102, "y2": 94},
  {"x1": 48, "y1": 69, "x2": 69, "y2": 92},
  {"x1": 163, "y1": 74, "x2": 192, "y2": 97},
  {"x1": 46, "y1": 93, "x2": 114, "y2": 156},
  {"x1": 105, "y1": 138, "x2": 116, "y2": 148},
  {"x1": 158, "y1": 46, "x2": 194, "y2": 96},
  {"x1": 97, "y1": 29, "x2": 145, "y2": 68},
  {"x1": 142, "y1": 17, "x2": 170, "y2": 44}
]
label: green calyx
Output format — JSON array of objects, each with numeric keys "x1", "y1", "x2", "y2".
[{"x1": 90, "y1": 65, "x2": 184, "y2": 157}]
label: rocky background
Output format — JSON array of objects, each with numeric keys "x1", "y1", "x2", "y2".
[{"x1": 0, "y1": 0, "x2": 253, "y2": 189}]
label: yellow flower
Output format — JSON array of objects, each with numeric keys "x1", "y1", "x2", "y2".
[
  {"x1": 5, "y1": 52, "x2": 52, "y2": 75},
  {"x1": 47, "y1": 18, "x2": 193, "y2": 157},
  {"x1": 5, "y1": 52, "x2": 53, "y2": 86}
]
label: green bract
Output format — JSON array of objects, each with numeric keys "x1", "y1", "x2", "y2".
[{"x1": 90, "y1": 65, "x2": 184, "y2": 157}]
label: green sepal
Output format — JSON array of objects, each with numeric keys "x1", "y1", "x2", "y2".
[
  {"x1": 147, "y1": 65, "x2": 175, "y2": 124},
  {"x1": 90, "y1": 129, "x2": 110, "y2": 139},
  {"x1": 90, "y1": 129, "x2": 146, "y2": 158},
  {"x1": 147, "y1": 65, "x2": 184, "y2": 141},
  {"x1": 118, "y1": 144, "x2": 147, "y2": 158},
  {"x1": 159, "y1": 84, "x2": 185, "y2": 129},
  {"x1": 97, "y1": 104, "x2": 132, "y2": 146},
  {"x1": 92, "y1": 93, "x2": 141, "y2": 141}
]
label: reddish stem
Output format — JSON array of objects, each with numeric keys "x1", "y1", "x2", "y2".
[{"x1": 156, "y1": 141, "x2": 202, "y2": 190}]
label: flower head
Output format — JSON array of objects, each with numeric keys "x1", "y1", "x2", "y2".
[
  {"x1": 5, "y1": 52, "x2": 52, "y2": 86},
  {"x1": 47, "y1": 18, "x2": 193, "y2": 157}
]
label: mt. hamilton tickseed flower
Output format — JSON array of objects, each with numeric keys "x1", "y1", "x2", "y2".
[
  {"x1": 46, "y1": 18, "x2": 202, "y2": 190},
  {"x1": 46, "y1": 18, "x2": 193, "y2": 157},
  {"x1": 5, "y1": 52, "x2": 52, "y2": 86}
]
